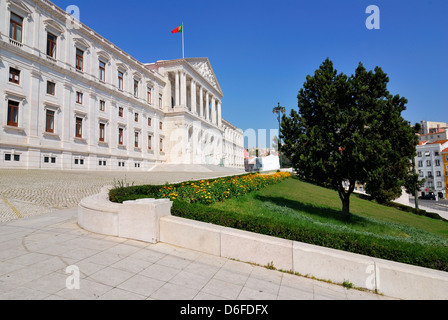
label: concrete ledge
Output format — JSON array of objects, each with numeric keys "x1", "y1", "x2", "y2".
[
  {"x1": 221, "y1": 228, "x2": 293, "y2": 272},
  {"x1": 78, "y1": 190, "x2": 448, "y2": 300},
  {"x1": 293, "y1": 241, "x2": 376, "y2": 290},
  {"x1": 160, "y1": 216, "x2": 222, "y2": 256},
  {"x1": 78, "y1": 186, "x2": 120, "y2": 237},
  {"x1": 78, "y1": 187, "x2": 172, "y2": 243}
]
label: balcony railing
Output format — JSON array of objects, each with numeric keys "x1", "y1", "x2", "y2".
[{"x1": 9, "y1": 38, "x2": 23, "y2": 48}]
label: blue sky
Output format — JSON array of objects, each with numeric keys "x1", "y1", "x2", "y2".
[{"x1": 52, "y1": 0, "x2": 448, "y2": 148}]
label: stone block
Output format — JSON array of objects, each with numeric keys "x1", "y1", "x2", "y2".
[
  {"x1": 118, "y1": 198, "x2": 172, "y2": 243},
  {"x1": 292, "y1": 241, "x2": 376, "y2": 290},
  {"x1": 221, "y1": 228, "x2": 293, "y2": 271},
  {"x1": 160, "y1": 216, "x2": 222, "y2": 256}
]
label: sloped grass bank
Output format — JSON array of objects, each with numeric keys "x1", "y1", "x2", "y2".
[{"x1": 110, "y1": 175, "x2": 448, "y2": 272}]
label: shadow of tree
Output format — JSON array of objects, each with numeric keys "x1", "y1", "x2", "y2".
[{"x1": 254, "y1": 194, "x2": 370, "y2": 226}]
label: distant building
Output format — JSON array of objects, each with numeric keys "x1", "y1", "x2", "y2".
[
  {"x1": 418, "y1": 121, "x2": 448, "y2": 143},
  {"x1": 421, "y1": 121, "x2": 448, "y2": 135},
  {"x1": 416, "y1": 139, "x2": 448, "y2": 199},
  {"x1": 443, "y1": 147, "x2": 448, "y2": 198}
]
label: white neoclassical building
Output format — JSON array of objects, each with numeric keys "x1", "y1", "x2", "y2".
[{"x1": 0, "y1": 0, "x2": 244, "y2": 171}]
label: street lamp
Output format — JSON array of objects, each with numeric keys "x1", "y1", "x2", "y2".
[{"x1": 273, "y1": 102, "x2": 286, "y2": 168}]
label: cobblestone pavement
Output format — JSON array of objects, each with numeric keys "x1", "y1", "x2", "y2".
[{"x1": 0, "y1": 169, "x2": 244, "y2": 224}]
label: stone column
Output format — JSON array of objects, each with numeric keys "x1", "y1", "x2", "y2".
[
  {"x1": 205, "y1": 92, "x2": 210, "y2": 121},
  {"x1": 175, "y1": 71, "x2": 180, "y2": 106},
  {"x1": 191, "y1": 80, "x2": 197, "y2": 114},
  {"x1": 199, "y1": 86, "x2": 204, "y2": 118},
  {"x1": 180, "y1": 71, "x2": 187, "y2": 108},
  {"x1": 218, "y1": 101, "x2": 222, "y2": 127},
  {"x1": 211, "y1": 98, "x2": 216, "y2": 125}
]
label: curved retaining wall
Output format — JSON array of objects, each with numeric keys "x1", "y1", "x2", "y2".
[{"x1": 78, "y1": 188, "x2": 448, "y2": 300}]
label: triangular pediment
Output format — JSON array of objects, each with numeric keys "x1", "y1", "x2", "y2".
[
  {"x1": 7, "y1": 0, "x2": 33, "y2": 17},
  {"x1": 186, "y1": 58, "x2": 223, "y2": 96}
]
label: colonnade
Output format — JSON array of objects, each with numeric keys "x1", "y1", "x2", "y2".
[{"x1": 171, "y1": 70, "x2": 222, "y2": 127}]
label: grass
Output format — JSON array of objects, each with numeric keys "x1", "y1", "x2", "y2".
[
  {"x1": 110, "y1": 175, "x2": 448, "y2": 271},
  {"x1": 210, "y1": 177, "x2": 448, "y2": 242}
]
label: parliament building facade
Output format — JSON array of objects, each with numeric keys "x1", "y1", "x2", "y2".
[{"x1": 0, "y1": 0, "x2": 244, "y2": 171}]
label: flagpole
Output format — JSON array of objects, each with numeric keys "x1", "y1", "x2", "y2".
[{"x1": 182, "y1": 22, "x2": 185, "y2": 59}]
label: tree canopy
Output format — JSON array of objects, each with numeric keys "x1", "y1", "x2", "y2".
[{"x1": 281, "y1": 58, "x2": 418, "y2": 216}]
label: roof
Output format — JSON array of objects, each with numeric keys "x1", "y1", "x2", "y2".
[
  {"x1": 428, "y1": 139, "x2": 448, "y2": 145},
  {"x1": 442, "y1": 148, "x2": 448, "y2": 153}
]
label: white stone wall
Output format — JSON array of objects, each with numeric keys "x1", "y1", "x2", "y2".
[{"x1": 0, "y1": 0, "x2": 245, "y2": 170}]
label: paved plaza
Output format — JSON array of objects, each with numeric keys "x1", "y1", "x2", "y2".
[
  {"x1": 0, "y1": 208, "x2": 393, "y2": 300},
  {"x1": 0, "y1": 168, "x2": 397, "y2": 300}
]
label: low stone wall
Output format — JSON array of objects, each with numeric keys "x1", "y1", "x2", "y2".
[
  {"x1": 78, "y1": 189, "x2": 448, "y2": 300},
  {"x1": 78, "y1": 187, "x2": 172, "y2": 243}
]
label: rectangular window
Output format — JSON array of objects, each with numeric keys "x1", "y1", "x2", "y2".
[
  {"x1": 118, "y1": 107, "x2": 123, "y2": 118},
  {"x1": 51, "y1": 157, "x2": 56, "y2": 164},
  {"x1": 100, "y1": 100, "x2": 105, "y2": 112},
  {"x1": 437, "y1": 182, "x2": 442, "y2": 188},
  {"x1": 5, "y1": 154, "x2": 11, "y2": 161},
  {"x1": 436, "y1": 171, "x2": 441, "y2": 177},
  {"x1": 9, "y1": 68, "x2": 20, "y2": 84},
  {"x1": 147, "y1": 89, "x2": 152, "y2": 104},
  {"x1": 148, "y1": 135, "x2": 152, "y2": 150},
  {"x1": 118, "y1": 128, "x2": 124, "y2": 145},
  {"x1": 75, "y1": 117, "x2": 83, "y2": 138},
  {"x1": 118, "y1": 71, "x2": 124, "y2": 90},
  {"x1": 148, "y1": 117, "x2": 152, "y2": 127},
  {"x1": 159, "y1": 94, "x2": 163, "y2": 109},
  {"x1": 134, "y1": 80, "x2": 139, "y2": 97},
  {"x1": 418, "y1": 161, "x2": 423, "y2": 167},
  {"x1": 44, "y1": 157, "x2": 49, "y2": 163},
  {"x1": 47, "y1": 81, "x2": 55, "y2": 95},
  {"x1": 14, "y1": 155, "x2": 20, "y2": 162},
  {"x1": 9, "y1": 13, "x2": 23, "y2": 43},
  {"x1": 134, "y1": 132, "x2": 139, "y2": 148},
  {"x1": 417, "y1": 152, "x2": 422, "y2": 157},
  {"x1": 135, "y1": 113, "x2": 139, "y2": 122},
  {"x1": 45, "y1": 110, "x2": 55, "y2": 133},
  {"x1": 76, "y1": 92, "x2": 83, "y2": 104},
  {"x1": 99, "y1": 123, "x2": 105, "y2": 142},
  {"x1": 47, "y1": 33, "x2": 57, "y2": 58},
  {"x1": 427, "y1": 172, "x2": 433, "y2": 178},
  {"x1": 7, "y1": 100, "x2": 19, "y2": 127},
  {"x1": 99, "y1": 61, "x2": 106, "y2": 81},
  {"x1": 159, "y1": 121, "x2": 163, "y2": 130},
  {"x1": 76, "y1": 48, "x2": 84, "y2": 71},
  {"x1": 435, "y1": 159, "x2": 440, "y2": 166},
  {"x1": 160, "y1": 138, "x2": 164, "y2": 152},
  {"x1": 427, "y1": 160, "x2": 431, "y2": 167}
]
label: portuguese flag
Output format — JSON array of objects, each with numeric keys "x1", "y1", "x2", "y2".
[{"x1": 171, "y1": 24, "x2": 183, "y2": 34}]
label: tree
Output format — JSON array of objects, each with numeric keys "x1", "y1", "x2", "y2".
[
  {"x1": 281, "y1": 58, "x2": 418, "y2": 217},
  {"x1": 413, "y1": 122, "x2": 422, "y2": 134}
]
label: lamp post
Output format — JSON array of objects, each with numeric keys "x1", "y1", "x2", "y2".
[{"x1": 273, "y1": 103, "x2": 286, "y2": 168}]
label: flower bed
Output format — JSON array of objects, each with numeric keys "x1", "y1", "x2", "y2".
[{"x1": 109, "y1": 172, "x2": 291, "y2": 205}]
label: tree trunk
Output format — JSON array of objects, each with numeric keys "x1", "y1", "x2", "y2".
[
  {"x1": 338, "y1": 180, "x2": 354, "y2": 219},
  {"x1": 342, "y1": 196, "x2": 351, "y2": 219}
]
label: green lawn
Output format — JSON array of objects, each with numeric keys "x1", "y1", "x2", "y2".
[
  {"x1": 210, "y1": 177, "x2": 448, "y2": 241},
  {"x1": 171, "y1": 177, "x2": 448, "y2": 271}
]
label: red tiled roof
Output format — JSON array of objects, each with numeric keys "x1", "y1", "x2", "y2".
[
  {"x1": 428, "y1": 139, "x2": 448, "y2": 145},
  {"x1": 442, "y1": 148, "x2": 448, "y2": 153}
]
